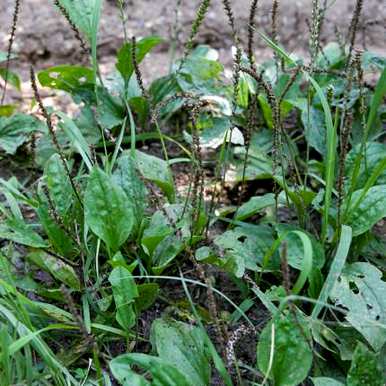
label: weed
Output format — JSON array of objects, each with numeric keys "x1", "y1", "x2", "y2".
[{"x1": 1, "y1": 1, "x2": 386, "y2": 385}]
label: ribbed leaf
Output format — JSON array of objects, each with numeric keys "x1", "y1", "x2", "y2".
[{"x1": 84, "y1": 167, "x2": 133, "y2": 252}]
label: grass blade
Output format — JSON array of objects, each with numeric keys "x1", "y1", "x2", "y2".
[{"x1": 311, "y1": 225, "x2": 352, "y2": 319}]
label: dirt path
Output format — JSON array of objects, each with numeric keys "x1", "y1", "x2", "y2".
[{"x1": 0, "y1": 0, "x2": 385, "y2": 106}]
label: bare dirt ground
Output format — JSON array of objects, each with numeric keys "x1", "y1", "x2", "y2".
[{"x1": 0, "y1": 0, "x2": 385, "y2": 108}]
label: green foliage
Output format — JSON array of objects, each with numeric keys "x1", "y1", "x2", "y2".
[
  {"x1": 1, "y1": 1, "x2": 386, "y2": 385},
  {"x1": 116, "y1": 36, "x2": 163, "y2": 82},
  {"x1": 110, "y1": 318, "x2": 211, "y2": 386},
  {"x1": 257, "y1": 312, "x2": 313, "y2": 386},
  {"x1": 0, "y1": 114, "x2": 44, "y2": 154},
  {"x1": 109, "y1": 266, "x2": 138, "y2": 330},
  {"x1": 346, "y1": 342, "x2": 383, "y2": 386},
  {"x1": 84, "y1": 167, "x2": 134, "y2": 253}
]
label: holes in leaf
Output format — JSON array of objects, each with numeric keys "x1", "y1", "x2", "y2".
[
  {"x1": 78, "y1": 76, "x2": 87, "y2": 84},
  {"x1": 375, "y1": 315, "x2": 380, "y2": 321},
  {"x1": 349, "y1": 281, "x2": 360, "y2": 294},
  {"x1": 237, "y1": 235, "x2": 247, "y2": 243},
  {"x1": 49, "y1": 72, "x2": 60, "y2": 79}
]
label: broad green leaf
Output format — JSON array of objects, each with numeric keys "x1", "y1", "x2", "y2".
[
  {"x1": 141, "y1": 210, "x2": 173, "y2": 256},
  {"x1": 55, "y1": 0, "x2": 101, "y2": 43},
  {"x1": 346, "y1": 185, "x2": 386, "y2": 236},
  {"x1": 84, "y1": 167, "x2": 133, "y2": 252},
  {"x1": 38, "y1": 65, "x2": 94, "y2": 95},
  {"x1": 151, "y1": 234, "x2": 184, "y2": 274},
  {"x1": 27, "y1": 251, "x2": 80, "y2": 291},
  {"x1": 178, "y1": 47, "x2": 223, "y2": 91},
  {"x1": 151, "y1": 318, "x2": 211, "y2": 386},
  {"x1": 235, "y1": 193, "x2": 275, "y2": 221},
  {"x1": 110, "y1": 353, "x2": 190, "y2": 386},
  {"x1": 0, "y1": 114, "x2": 44, "y2": 154},
  {"x1": 330, "y1": 262, "x2": 386, "y2": 351},
  {"x1": 312, "y1": 378, "x2": 345, "y2": 386},
  {"x1": 44, "y1": 153, "x2": 74, "y2": 219},
  {"x1": 214, "y1": 224, "x2": 279, "y2": 276},
  {"x1": 116, "y1": 36, "x2": 163, "y2": 82},
  {"x1": 113, "y1": 154, "x2": 147, "y2": 231},
  {"x1": 135, "y1": 150, "x2": 175, "y2": 202},
  {"x1": 257, "y1": 312, "x2": 313, "y2": 386},
  {"x1": 109, "y1": 267, "x2": 138, "y2": 330},
  {"x1": 347, "y1": 342, "x2": 383, "y2": 386}
]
